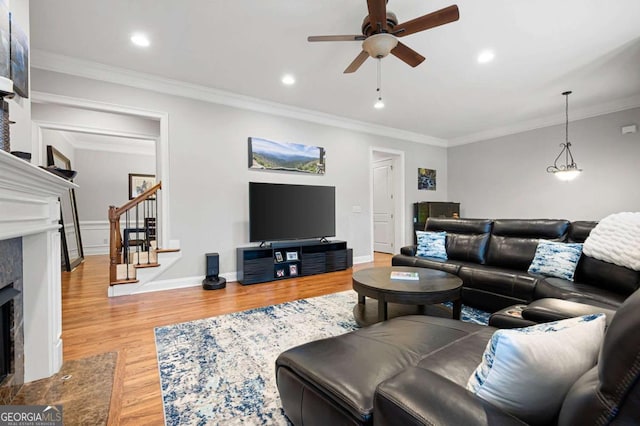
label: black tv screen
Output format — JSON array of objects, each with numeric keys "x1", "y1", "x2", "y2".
[{"x1": 249, "y1": 182, "x2": 336, "y2": 242}]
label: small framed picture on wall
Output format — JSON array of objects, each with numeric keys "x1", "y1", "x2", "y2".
[{"x1": 129, "y1": 173, "x2": 156, "y2": 199}]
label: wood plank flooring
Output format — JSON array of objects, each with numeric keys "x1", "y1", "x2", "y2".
[{"x1": 62, "y1": 252, "x2": 392, "y2": 425}]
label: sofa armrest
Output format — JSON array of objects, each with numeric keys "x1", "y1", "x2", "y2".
[
  {"x1": 523, "y1": 298, "x2": 616, "y2": 325},
  {"x1": 374, "y1": 367, "x2": 526, "y2": 426},
  {"x1": 400, "y1": 245, "x2": 417, "y2": 256}
]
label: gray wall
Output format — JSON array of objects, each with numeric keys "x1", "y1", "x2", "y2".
[
  {"x1": 32, "y1": 68, "x2": 449, "y2": 279},
  {"x1": 74, "y1": 149, "x2": 155, "y2": 221},
  {"x1": 448, "y1": 107, "x2": 640, "y2": 220}
]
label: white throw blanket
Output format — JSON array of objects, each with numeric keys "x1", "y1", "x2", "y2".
[{"x1": 583, "y1": 212, "x2": 640, "y2": 271}]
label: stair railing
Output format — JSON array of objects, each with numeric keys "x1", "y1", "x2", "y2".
[{"x1": 108, "y1": 181, "x2": 161, "y2": 283}]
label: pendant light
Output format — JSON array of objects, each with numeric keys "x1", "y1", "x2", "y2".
[{"x1": 547, "y1": 91, "x2": 582, "y2": 181}]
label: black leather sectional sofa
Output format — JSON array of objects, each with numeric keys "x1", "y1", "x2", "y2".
[
  {"x1": 392, "y1": 218, "x2": 640, "y2": 312},
  {"x1": 275, "y1": 217, "x2": 640, "y2": 425}
]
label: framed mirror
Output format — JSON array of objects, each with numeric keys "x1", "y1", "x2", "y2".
[{"x1": 46, "y1": 145, "x2": 84, "y2": 271}]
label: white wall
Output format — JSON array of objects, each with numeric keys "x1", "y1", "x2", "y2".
[
  {"x1": 31, "y1": 68, "x2": 448, "y2": 280},
  {"x1": 449, "y1": 107, "x2": 640, "y2": 220}
]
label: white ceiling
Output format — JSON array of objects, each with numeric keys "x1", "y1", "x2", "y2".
[{"x1": 29, "y1": 0, "x2": 640, "y2": 144}]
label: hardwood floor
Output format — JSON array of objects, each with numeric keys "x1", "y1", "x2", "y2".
[{"x1": 62, "y1": 252, "x2": 392, "y2": 425}]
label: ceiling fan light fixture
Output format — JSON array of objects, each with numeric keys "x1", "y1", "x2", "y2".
[
  {"x1": 374, "y1": 98, "x2": 385, "y2": 109},
  {"x1": 362, "y1": 33, "x2": 398, "y2": 58}
]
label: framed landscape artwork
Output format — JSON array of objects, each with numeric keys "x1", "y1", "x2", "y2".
[
  {"x1": 9, "y1": 13, "x2": 28, "y2": 98},
  {"x1": 129, "y1": 173, "x2": 156, "y2": 199},
  {"x1": 418, "y1": 168, "x2": 437, "y2": 190},
  {"x1": 248, "y1": 137, "x2": 326, "y2": 174}
]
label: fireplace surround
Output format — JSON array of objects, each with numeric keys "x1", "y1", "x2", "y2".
[{"x1": 0, "y1": 150, "x2": 75, "y2": 386}]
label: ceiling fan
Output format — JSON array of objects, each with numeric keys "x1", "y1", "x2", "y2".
[{"x1": 308, "y1": 0, "x2": 460, "y2": 73}]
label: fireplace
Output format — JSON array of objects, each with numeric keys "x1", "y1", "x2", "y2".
[
  {"x1": 0, "y1": 150, "x2": 74, "y2": 384},
  {"x1": 0, "y1": 237, "x2": 24, "y2": 404}
]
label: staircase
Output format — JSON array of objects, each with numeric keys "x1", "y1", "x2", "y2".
[{"x1": 108, "y1": 181, "x2": 181, "y2": 296}]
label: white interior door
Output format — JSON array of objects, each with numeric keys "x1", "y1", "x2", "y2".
[{"x1": 373, "y1": 159, "x2": 395, "y2": 253}]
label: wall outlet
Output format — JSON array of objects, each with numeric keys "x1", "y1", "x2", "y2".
[{"x1": 103, "y1": 238, "x2": 108, "y2": 244}]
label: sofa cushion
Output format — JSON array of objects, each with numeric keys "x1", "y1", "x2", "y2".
[
  {"x1": 458, "y1": 265, "x2": 539, "y2": 304},
  {"x1": 416, "y1": 231, "x2": 447, "y2": 260},
  {"x1": 486, "y1": 219, "x2": 570, "y2": 270},
  {"x1": 533, "y1": 277, "x2": 628, "y2": 309},
  {"x1": 574, "y1": 255, "x2": 640, "y2": 296},
  {"x1": 467, "y1": 314, "x2": 606, "y2": 425},
  {"x1": 528, "y1": 240, "x2": 583, "y2": 281},
  {"x1": 568, "y1": 221, "x2": 597, "y2": 243},
  {"x1": 276, "y1": 316, "x2": 490, "y2": 424},
  {"x1": 427, "y1": 218, "x2": 493, "y2": 264},
  {"x1": 446, "y1": 233, "x2": 491, "y2": 264},
  {"x1": 392, "y1": 254, "x2": 462, "y2": 276}
]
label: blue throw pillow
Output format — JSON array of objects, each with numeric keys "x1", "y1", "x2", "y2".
[
  {"x1": 415, "y1": 231, "x2": 447, "y2": 260},
  {"x1": 528, "y1": 240, "x2": 583, "y2": 281}
]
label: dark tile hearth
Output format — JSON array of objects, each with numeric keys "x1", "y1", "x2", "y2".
[{"x1": 11, "y1": 352, "x2": 119, "y2": 426}]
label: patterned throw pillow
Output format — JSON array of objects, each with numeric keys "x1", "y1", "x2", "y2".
[
  {"x1": 528, "y1": 240, "x2": 583, "y2": 281},
  {"x1": 467, "y1": 314, "x2": 606, "y2": 425},
  {"x1": 415, "y1": 231, "x2": 447, "y2": 260}
]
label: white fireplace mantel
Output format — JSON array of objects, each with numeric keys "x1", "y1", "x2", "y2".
[{"x1": 0, "y1": 150, "x2": 77, "y2": 381}]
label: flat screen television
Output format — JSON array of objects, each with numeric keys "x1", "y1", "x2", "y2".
[{"x1": 249, "y1": 182, "x2": 336, "y2": 242}]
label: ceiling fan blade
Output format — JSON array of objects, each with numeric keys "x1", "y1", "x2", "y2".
[
  {"x1": 395, "y1": 5, "x2": 459, "y2": 37},
  {"x1": 366, "y1": 0, "x2": 388, "y2": 32},
  {"x1": 391, "y1": 42, "x2": 425, "y2": 67},
  {"x1": 344, "y1": 51, "x2": 369, "y2": 73},
  {"x1": 308, "y1": 35, "x2": 366, "y2": 42}
]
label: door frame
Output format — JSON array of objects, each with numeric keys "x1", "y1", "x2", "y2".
[
  {"x1": 370, "y1": 147, "x2": 405, "y2": 256},
  {"x1": 30, "y1": 91, "x2": 170, "y2": 249}
]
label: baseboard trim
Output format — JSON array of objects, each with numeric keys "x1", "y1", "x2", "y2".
[
  {"x1": 124, "y1": 271, "x2": 239, "y2": 295},
  {"x1": 354, "y1": 255, "x2": 373, "y2": 264}
]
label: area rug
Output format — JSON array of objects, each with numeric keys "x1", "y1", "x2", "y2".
[{"x1": 154, "y1": 290, "x2": 489, "y2": 425}]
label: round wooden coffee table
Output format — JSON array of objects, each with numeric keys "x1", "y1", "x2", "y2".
[{"x1": 352, "y1": 266, "x2": 463, "y2": 326}]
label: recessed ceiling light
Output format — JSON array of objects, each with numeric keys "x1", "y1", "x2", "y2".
[
  {"x1": 281, "y1": 74, "x2": 296, "y2": 85},
  {"x1": 477, "y1": 50, "x2": 495, "y2": 64},
  {"x1": 131, "y1": 33, "x2": 150, "y2": 47}
]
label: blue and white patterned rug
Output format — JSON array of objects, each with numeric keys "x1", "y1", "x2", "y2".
[{"x1": 154, "y1": 290, "x2": 489, "y2": 425}]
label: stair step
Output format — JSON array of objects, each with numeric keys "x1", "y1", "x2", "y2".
[
  {"x1": 128, "y1": 250, "x2": 157, "y2": 264},
  {"x1": 156, "y1": 248, "x2": 180, "y2": 253},
  {"x1": 134, "y1": 262, "x2": 160, "y2": 269},
  {"x1": 116, "y1": 263, "x2": 137, "y2": 281},
  {"x1": 109, "y1": 279, "x2": 139, "y2": 286}
]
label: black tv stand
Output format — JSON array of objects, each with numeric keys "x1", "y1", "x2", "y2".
[{"x1": 236, "y1": 240, "x2": 349, "y2": 285}]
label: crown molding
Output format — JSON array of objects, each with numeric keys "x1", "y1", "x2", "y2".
[
  {"x1": 448, "y1": 93, "x2": 640, "y2": 146},
  {"x1": 31, "y1": 50, "x2": 448, "y2": 147},
  {"x1": 67, "y1": 135, "x2": 155, "y2": 156}
]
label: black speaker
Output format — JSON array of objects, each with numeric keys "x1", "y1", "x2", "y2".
[
  {"x1": 202, "y1": 252, "x2": 226, "y2": 290},
  {"x1": 347, "y1": 248, "x2": 353, "y2": 268}
]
